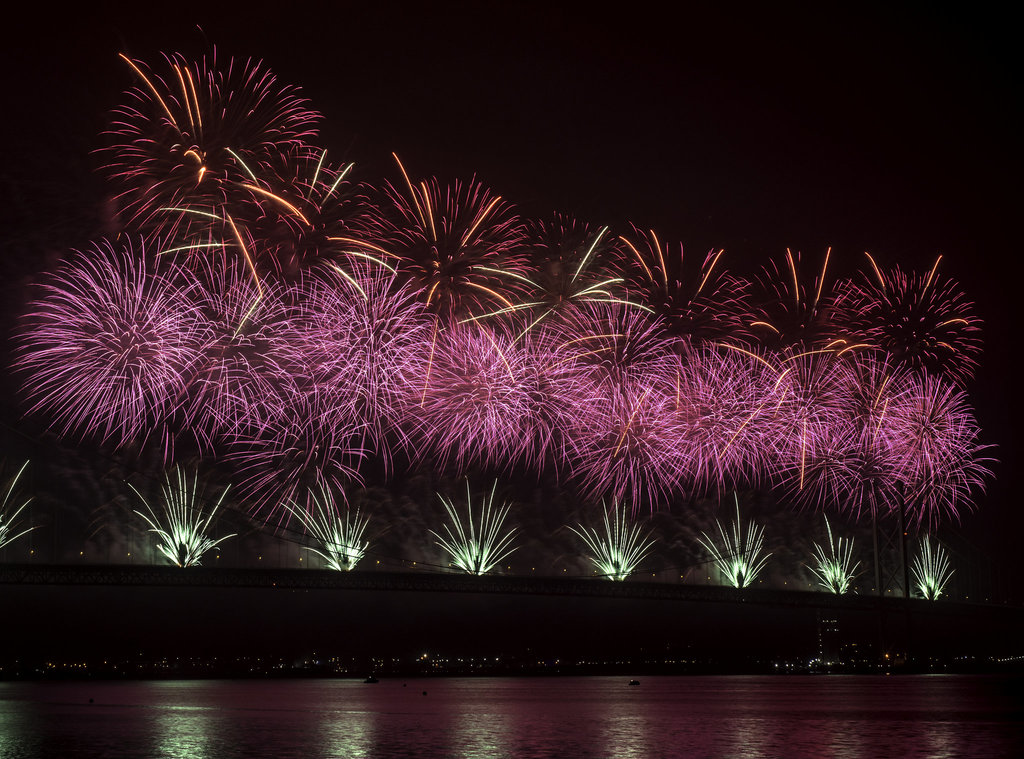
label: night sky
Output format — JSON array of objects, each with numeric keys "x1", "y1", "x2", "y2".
[{"x1": 1, "y1": 2, "x2": 1021, "y2": 646}]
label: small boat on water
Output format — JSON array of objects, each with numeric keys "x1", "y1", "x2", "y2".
[
  {"x1": 364, "y1": 676, "x2": 379, "y2": 684},
  {"x1": 628, "y1": 680, "x2": 640, "y2": 686}
]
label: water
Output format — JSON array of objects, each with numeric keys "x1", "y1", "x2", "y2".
[{"x1": 2, "y1": 676, "x2": 1022, "y2": 758}]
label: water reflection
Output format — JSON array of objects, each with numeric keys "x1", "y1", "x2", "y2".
[
  {"x1": 319, "y1": 707, "x2": 377, "y2": 759},
  {"x1": 1, "y1": 676, "x2": 1021, "y2": 758},
  {"x1": 152, "y1": 705, "x2": 215, "y2": 759},
  {"x1": 451, "y1": 708, "x2": 512, "y2": 758}
]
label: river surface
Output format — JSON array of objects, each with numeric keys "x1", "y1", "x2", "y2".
[{"x1": 2, "y1": 675, "x2": 1022, "y2": 758}]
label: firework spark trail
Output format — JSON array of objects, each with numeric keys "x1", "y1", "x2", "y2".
[
  {"x1": 130, "y1": 467, "x2": 236, "y2": 567},
  {"x1": 570, "y1": 499, "x2": 655, "y2": 580},
  {"x1": 18, "y1": 239, "x2": 207, "y2": 448},
  {"x1": 431, "y1": 480, "x2": 518, "y2": 575},
  {"x1": 285, "y1": 485, "x2": 370, "y2": 570},
  {"x1": 911, "y1": 535, "x2": 954, "y2": 600}
]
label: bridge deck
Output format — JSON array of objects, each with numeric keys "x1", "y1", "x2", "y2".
[{"x1": 0, "y1": 563, "x2": 999, "y2": 614}]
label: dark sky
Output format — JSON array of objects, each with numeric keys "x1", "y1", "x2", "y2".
[{"x1": 1, "y1": 4, "x2": 1020, "y2": 586}]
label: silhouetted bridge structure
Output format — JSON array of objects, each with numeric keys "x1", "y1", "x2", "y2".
[{"x1": 0, "y1": 562, "x2": 1009, "y2": 615}]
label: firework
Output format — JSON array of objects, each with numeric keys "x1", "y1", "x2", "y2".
[
  {"x1": 0, "y1": 462, "x2": 37, "y2": 550},
  {"x1": 886, "y1": 374, "x2": 991, "y2": 528},
  {"x1": 224, "y1": 386, "x2": 368, "y2": 526},
  {"x1": 749, "y1": 248, "x2": 842, "y2": 351},
  {"x1": 772, "y1": 352, "x2": 859, "y2": 502},
  {"x1": 18, "y1": 240, "x2": 207, "y2": 447},
  {"x1": 180, "y1": 258, "x2": 297, "y2": 449},
  {"x1": 285, "y1": 486, "x2": 370, "y2": 571},
  {"x1": 364, "y1": 156, "x2": 529, "y2": 319},
  {"x1": 431, "y1": 480, "x2": 518, "y2": 575},
  {"x1": 621, "y1": 227, "x2": 749, "y2": 342},
  {"x1": 564, "y1": 368, "x2": 685, "y2": 507},
  {"x1": 547, "y1": 301, "x2": 669, "y2": 387},
  {"x1": 11, "y1": 45, "x2": 996, "y2": 541},
  {"x1": 807, "y1": 515, "x2": 860, "y2": 593},
  {"x1": 399, "y1": 322, "x2": 536, "y2": 472},
  {"x1": 911, "y1": 535, "x2": 954, "y2": 600},
  {"x1": 697, "y1": 494, "x2": 771, "y2": 588},
  {"x1": 102, "y1": 50, "x2": 320, "y2": 235},
  {"x1": 495, "y1": 216, "x2": 641, "y2": 329},
  {"x1": 279, "y1": 265, "x2": 431, "y2": 462},
  {"x1": 514, "y1": 325, "x2": 590, "y2": 471},
  {"x1": 131, "y1": 467, "x2": 236, "y2": 567},
  {"x1": 836, "y1": 254, "x2": 982, "y2": 386},
  {"x1": 671, "y1": 345, "x2": 787, "y2": 492},
  {"x1": 779, "y1": 357, "x2": 911, "y2": 519},
  {"x1": 569, "y1": 499, "x2": 654, "y2": 580},
  {"x1": 238, "y1": 148, "x2": 375, "y2": 280}
]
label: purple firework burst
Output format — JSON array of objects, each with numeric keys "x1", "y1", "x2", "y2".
[
  {"x1": 178, "y1": 258, "x2": 297, "y2": 450},
  {"x1": 224, "y1": 386, "x2": 367, "y2": 527}
]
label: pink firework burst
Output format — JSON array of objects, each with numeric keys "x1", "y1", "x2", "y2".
[
  {"x1": 835, "y1": 254, "x2": 982, "y2": 386},
  {"x1": 397, "y1": 322, "x2": 536, "y2": 473},
  {"x1": 278, "y1": 264, "x2": 432, "y2": 463},
  {"x1": 671, "y1": 344, "x2": 788, "y2": 493},
  {"x1": 771, "y1": 351, "x2": 859, "y2": 487},
  {"x1": 224, "y1": 386, "x2": 367, "y2": 527},
  {"x1": 886, "y1": 373, "x2": 992, "y2": 528},
  {"x1": 562, "y1": 364, "x2": 685, "y2": 509},
  {"x1": 784, "y1": 355, "x2": 906, "y2": 518},
  {"x1": 362, "y1": 155, "x2": 530, "y2": 319},
  {"x1": 178, "y1": 258, "x2": 297, "y2": 450},
  {"x1": 17, "y1": 239, "x2": 207, "y2": 447},
  {"x1": 101, "y1": 50, "x2": 320, "y2": 235}
]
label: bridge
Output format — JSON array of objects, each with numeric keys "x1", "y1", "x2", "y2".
[{"x1": 0, "y1": 562, "x2": 1007, "y2": 615}]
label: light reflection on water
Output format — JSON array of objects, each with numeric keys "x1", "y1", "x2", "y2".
[{"x1": 1, "y1": 675, "x2": 1022, "y2": 758}]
